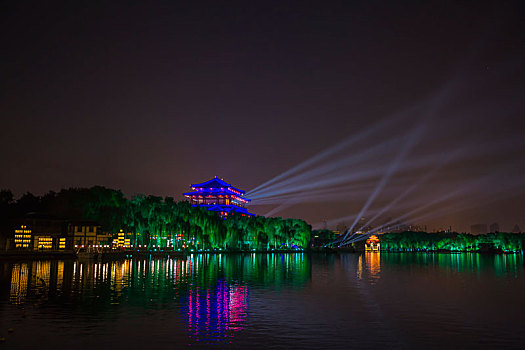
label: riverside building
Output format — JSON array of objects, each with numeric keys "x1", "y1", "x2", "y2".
[{"x1": 11, "y1": 215, "x2": 115, "y2": 251}]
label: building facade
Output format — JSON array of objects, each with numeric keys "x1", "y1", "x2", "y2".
[
  {"x1": 68, "y1": 221, "x2": 113, "y2": 248},
  {"x1": 183, "y1": 177, "x2": 254, "y2": 217},
  {"x1": 11, "y1": 215, "x2": 116, "y2": 251},
  {"x1": 15, "y1": 214, "x2": 68, "y2": 250},
  {"x1": 112, "y1": 230, "x2": 131, "y2": 248}
]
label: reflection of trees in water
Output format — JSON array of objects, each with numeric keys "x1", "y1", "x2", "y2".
[
  {"x1": 380, "y1": 253, "x2": 523, "y2": 276},
  {"x1": 2, "y1": 254, "x2": 311, "y2": 337}
]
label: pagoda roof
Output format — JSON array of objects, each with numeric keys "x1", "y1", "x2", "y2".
[{"x1": 190, "y1": 177, "x2": 245, "y2": 194}]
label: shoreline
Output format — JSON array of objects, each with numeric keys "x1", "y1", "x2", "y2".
[
  {"x1": 0, "y1": 248, "x2": 522, "y2": 261},
  {"x1": 0, "y1": 249, "x2": 308, "y2": 261}
]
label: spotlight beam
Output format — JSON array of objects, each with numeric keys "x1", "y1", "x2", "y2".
[
  {"x1": 358, "y1": 164, "x2": 525, "y2": 239},
  {"x1": 346, "y1": 121, "x2": 427, "y2": 235},
  {"x1": 249, "y1": 135, "x2": 404, "y2": 198},
  {"x1": 247, "y1": 104, "x2": 423, "y2": 196},
  {"x1": 352, "y1": 143, "x2": 477, "y2": 233}
]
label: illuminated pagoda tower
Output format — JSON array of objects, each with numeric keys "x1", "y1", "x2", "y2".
[{"x1": 183, "y1": 176, "x2": 254, "y2": 217}]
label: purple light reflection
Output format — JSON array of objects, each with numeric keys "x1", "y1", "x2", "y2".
[{"x1": 181, "y1": 280, "x2": 249, "y2": 342}]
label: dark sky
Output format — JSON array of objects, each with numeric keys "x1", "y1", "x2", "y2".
[{"x1": 1, "y1": 1, "x2": 524, "y2": 232}]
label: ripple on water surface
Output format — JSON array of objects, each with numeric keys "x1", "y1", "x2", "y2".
[{"x1": 0, "y1": 252, "x2": 524, "y2": 349}]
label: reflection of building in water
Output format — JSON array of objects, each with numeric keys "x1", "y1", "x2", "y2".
[
  {"x1": 56, "y1": 261, "x2": 65, "y2": 291},
  {"x1": 71, "y1": 260, "x2": 131, "y2": 299},
  {"x1": 10, "y1": 261, "x2": 66, "y2": 304},
  {"x1": 365, "y1": 252, "x2": 381, "y2": 280},
  {"x1": 10, "y1": 263, "x2": 29, "y2": 304},
  {"x1": 182, "y1": 281, "x2": 249, "y2": 340},
  {"x1": 72, "y1": 261, "x2": 103, "y2": 295},
  {"x1": 111, "y1": 260, "x2": 131, "y2": 297},
  {"x1": 33, "y1": 261, "x2": 51, "y2": 287},
  {"x1": 357, "y1": 253, "x2": 381, "y2": 282}
]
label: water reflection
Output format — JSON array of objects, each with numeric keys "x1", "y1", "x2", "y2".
[
  {"x1": 1, "y1": 253, "x2": 525, "y2": 349},
  {"x1": 379, "y1": 252, "x2": 523, "y2": 277},
  {"x1": 10, "y1": 263, "x2": 29, "y2": 304},
  {"x1": 352, "y1": 252, "x2": 524, "y2": 285},
  {"x1": 10, "y1": 261, "x2": 61, "y2": 304},
  {"x1": 356, "y1": 252, "x2": 382, "y2": 283},
  {"x1": 183, "y1": 281, "x2": 249, "y2": 341},
  {"x1": 2, "y1": 253, "x2": 310, "y2": 345}
]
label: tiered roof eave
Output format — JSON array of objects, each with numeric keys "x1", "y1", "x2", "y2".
[{"x1": 189, "y1": 176, "x2": 245, "y2": 195}]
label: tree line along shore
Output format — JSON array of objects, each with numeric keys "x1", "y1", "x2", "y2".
[
  {"x1": 1, "y1": 187, "x2": 523, "y2": 254},
  {"x1": 0, "y1": 186, "x2": 311, "y2": 251}
]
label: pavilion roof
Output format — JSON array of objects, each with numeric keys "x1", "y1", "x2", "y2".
[{"x1": 190, "y1": 177, "x2": 245, "y2": 194}]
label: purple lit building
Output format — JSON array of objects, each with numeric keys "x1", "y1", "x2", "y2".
[{"x1": 183, "y1": 177, "x2": 254, "y2": 217}]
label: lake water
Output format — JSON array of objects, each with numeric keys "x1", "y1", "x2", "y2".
[{"x1": 0, "y1": 253, "x2": 524, "y2": 349}]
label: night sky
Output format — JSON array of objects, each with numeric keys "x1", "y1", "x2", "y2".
[{"x1": 1, "y1": 1, "x2": 524, "y2": 232}]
